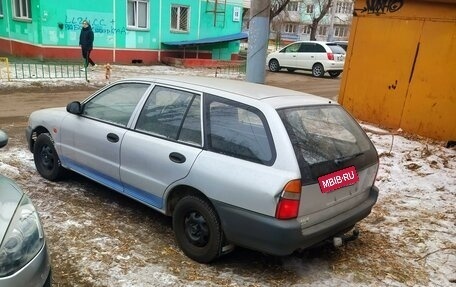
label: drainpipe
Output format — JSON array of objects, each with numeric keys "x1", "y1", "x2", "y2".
[
  {"x1": 246, "y1": 0, "x2": 270, "y2": 84},
  {"x1": 113, "y1": 0, "x2": 116, "y2": 63},
  {"x1": 158, "y1": 0, "x2": 162, "y2": 62},
  {"x1": 5, "y1": 0, "x2": 12, "y2": 54},
  {"x1": 197, "y1": 0, "x2": 201, "y2": 59}
]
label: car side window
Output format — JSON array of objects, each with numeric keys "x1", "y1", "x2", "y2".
[
  {"x1": 206, "y1": 97, "x2": 274, "y2": 165},
  {"x1": 300, "y1": 43, "x2": 314, "y2": 53},
  {"x1": 314, "y1": 44, "x2": 327, "y2": 53},
  {"x1": 282, "y1": 43, "x2": 301, "y2": 53},
  {"x1": 83, "y1": 83, "x2": 149, "y2": 126},
  {"x1": 135, "y1": 86, "x2": 202, "y2": 145}
]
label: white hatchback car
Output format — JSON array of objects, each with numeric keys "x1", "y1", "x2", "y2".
[
  {"x1": 26, "y1": 76, "x2": 379, "y2": 263},
  {"x1": 267, "y1": 41, "x2": 346, "y2": 77}
]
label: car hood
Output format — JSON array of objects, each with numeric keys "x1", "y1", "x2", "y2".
[{"x1": 0, "y1": 174, "x2": 23, "y2": 241}]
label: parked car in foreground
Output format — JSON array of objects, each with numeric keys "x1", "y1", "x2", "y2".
[
  {"x1": 26, "y1": 76, "x2": 379, "y2": 263},
  {"x1": 0, "y1": 130, "x2": 51, "y2": 287},
  {"x1": 266, "y1": 41, "x2": 346, "y2": 77}
]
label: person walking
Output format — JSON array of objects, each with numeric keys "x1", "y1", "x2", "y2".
[{"x1": 79, "y1": 20, "x2": 96, "y2": 71}]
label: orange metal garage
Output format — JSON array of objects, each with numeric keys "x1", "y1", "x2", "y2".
[{"x1": 339, "y1": 0, "x2": 455, "y2": 141}]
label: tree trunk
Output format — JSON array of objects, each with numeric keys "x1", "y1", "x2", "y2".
[{"x1": 310, "y1": 20, "x2": 319, "y2": 41}]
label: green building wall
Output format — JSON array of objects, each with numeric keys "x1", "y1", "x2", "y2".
[{"x1": 0, "y1": 0, "x2": 243, "y2": 62}]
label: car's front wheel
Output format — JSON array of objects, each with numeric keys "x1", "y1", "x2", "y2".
[
  {"x1": 173, "y1": 195, "x2": 223, "y2": 263},
  {"x1": 268, "y1": 59, "x2": 281, "y2": 72},
  {"x1": 33, "y1": 133, "x2": 65, "y2": 181},
  {"x1": 312, "y1": 63, "x2": 325, "y2": 77},
  {"x1": 329, "y1": 71, "x2": 341, "y2": 78}
]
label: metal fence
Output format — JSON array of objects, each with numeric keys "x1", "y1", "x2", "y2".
[
  {"x1": 214, "y1": 62, "x2": 246, "y2": 77},
  {"x1": 0, "y1": 58, "x2": 86, "y2": 81}
]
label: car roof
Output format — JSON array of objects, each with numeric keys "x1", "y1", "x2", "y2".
[
  {"x1": 288, "y1": 40, "x2": 333, "y2": 45},
  {"x1": 120, "y1": 76, "x2": 332, "y2": 107}
]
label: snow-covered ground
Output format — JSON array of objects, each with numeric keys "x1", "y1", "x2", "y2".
[{"x1": 0, "y1": 64, "x2": 455, "y2": 286}]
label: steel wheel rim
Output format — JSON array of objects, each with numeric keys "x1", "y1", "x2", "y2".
[
  {"x1": 184, "y1": 211, "x2": 209, "y2": 247},
  {"x1": 40, "y1": 145, "x2": 55, "y2": 170}
]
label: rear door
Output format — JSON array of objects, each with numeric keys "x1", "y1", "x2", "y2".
[
  {"x1": 298, "y1": 43, "x2": 322, "y2": 69},
  {"x1": 120, "y1": 85, "x2": 203, "y2": 209},
  {"x1": 277, "y1": 105, "x2": 378, "y2": 226}
]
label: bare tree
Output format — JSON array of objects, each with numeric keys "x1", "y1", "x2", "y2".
[
  {"x1": 270, "y1": 0, "x2": 292, "y2": 20},
  {"x1": 307, "y1": 0, "x2": 333, "y2": 40}
]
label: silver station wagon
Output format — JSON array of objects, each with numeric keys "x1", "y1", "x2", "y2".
[{"x1": 26, "y1": 76, "x2": 379, "y2": 263}]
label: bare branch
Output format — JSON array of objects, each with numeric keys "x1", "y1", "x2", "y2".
[{"x1": 270, "y1": 0, "x2": 291, "y2": 20}]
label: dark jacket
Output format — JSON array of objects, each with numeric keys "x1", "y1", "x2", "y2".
[{"x1": 79, "y1": 24, "x2": 94, "y2": 50}]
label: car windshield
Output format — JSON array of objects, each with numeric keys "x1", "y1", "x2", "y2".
[
  {"x1": 277, "y1": 105, "x2": 377, "y2": 183},
  {"x1": 327, "y1": 44, "x2": 346, "y2": 54}
]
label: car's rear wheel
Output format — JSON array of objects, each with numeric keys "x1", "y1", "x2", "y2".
[
  {"x1": 268, "y1": 59, "x2": 280, "y2": 72},
  {"x1": 33, "y1": 133, "x2": 65, "y2": 181},
  {"x1": 312, "y1": 63, "x2": 325, "y2": 77},
  {"x1": 329, "y1": 71, "x2": 341, "y2": 78},
  {"x1": 173, "y1": 195, "x2": 223, "y2": 263}
]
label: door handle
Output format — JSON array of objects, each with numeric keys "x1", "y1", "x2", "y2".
[
  {"x1": 107, "y1": 133, "x2": 119, "y2": 143},
  {"x1": 169, "y1": 152, "x2": 186, "y2": 164}
]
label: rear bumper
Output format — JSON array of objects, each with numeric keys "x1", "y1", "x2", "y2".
[
  {"x1": 324, "y1": 61, "x2": 345, "y2": 71},
  {"x1": 214, "y1": 186, "x2": 379, "y2": 256}
]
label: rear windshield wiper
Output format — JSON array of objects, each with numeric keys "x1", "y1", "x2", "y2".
[{"x1": 334, "y1": 152, "x2": 363, "y2": 165}]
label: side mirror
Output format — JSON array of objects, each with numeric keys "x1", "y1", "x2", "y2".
[
  {"x1": 0, "y1": 130, "x2": 8, "y2": 148},
  {"x1": 66, "y1": 101, "x2": 82, "y2": 114}
]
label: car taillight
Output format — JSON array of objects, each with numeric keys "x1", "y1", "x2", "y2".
[
  {"x1": 327, "y1": 53, "x2": 334, "y2": 60},
  {"x1": 275, "y1": 179, "x2": 301, "y2": 220}
]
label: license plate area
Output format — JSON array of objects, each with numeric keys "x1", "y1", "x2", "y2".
[{"x1": 318, "y1": 166, "x2": 359, "y2": 193}]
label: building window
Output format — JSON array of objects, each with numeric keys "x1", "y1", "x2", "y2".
[
  {"x1": 284, "y1": 24, "x2": 297, "y2": 33},
  {"x1": 0, "y1": 1, "x2": 3, "y2": 17},
  {"x1": 336, "y1": 2, "x2": 353, "y2": 14},
  {"x1": 306, "y1": 4, "x2": 314, "y2": 14},
  {"x1": 12, "y1": 0, "x2": 31, "y2": 19},
  {"x1": 287, "y1": 2, "x2": 299, "y2": 11},
  {"x1": 171, "y1": 5, "x2": 189, "y2": 32},
  {"x1": 334, "y1": 25, "x2": 348, "y2": 37},
  {"x1": 302, "y1": 26, "x2": 311, "y2": 34},
  {"x1": 127, "y1": 0, "x2": 149, "y2": 29},
  {"x1": 318, "y1": 26, "x2": 327, "y2": 36}
]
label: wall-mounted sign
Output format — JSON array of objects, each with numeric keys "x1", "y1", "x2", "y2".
[{"x1": 233, "y1": 6, "x2": 241, "y2": 22}]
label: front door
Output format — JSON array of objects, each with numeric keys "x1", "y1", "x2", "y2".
[{"x1": 59, "y1": 82, "x2": 151, "y2": 192}]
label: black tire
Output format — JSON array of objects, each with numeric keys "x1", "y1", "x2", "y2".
[
  {"x1": 268, "y1": 59, "x2": 280, "y2": 72},
  {"x1": 287, "y1": 68, "x2": 296, "y2": 73},
  {"x1": 329, "y1": 71, "x2": 341, "y2": 78},
  {"x1": 312, "y1": 63, "x2": 325, "y2": 77},
  {"x1": 173, "y1": 195, "x2": 223, "y2": 263},
  {"x1": 33, "y1": 133, "x2": 65, "y2": 181}
]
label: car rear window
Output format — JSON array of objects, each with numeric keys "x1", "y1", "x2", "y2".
[
  {"x1": 327, "y1": 44, "x2": 346, "y2": 54},
  {"x1": 278, "y1": 105, "x2": 377, "y2": 183}
]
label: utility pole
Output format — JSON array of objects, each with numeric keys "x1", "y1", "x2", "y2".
[
  {"x1": 246, "y1": 0, "x2": 270, "y2": 84},
  {"x1": 327, "y1": 1, "x2": 337, "y2": 42}
]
